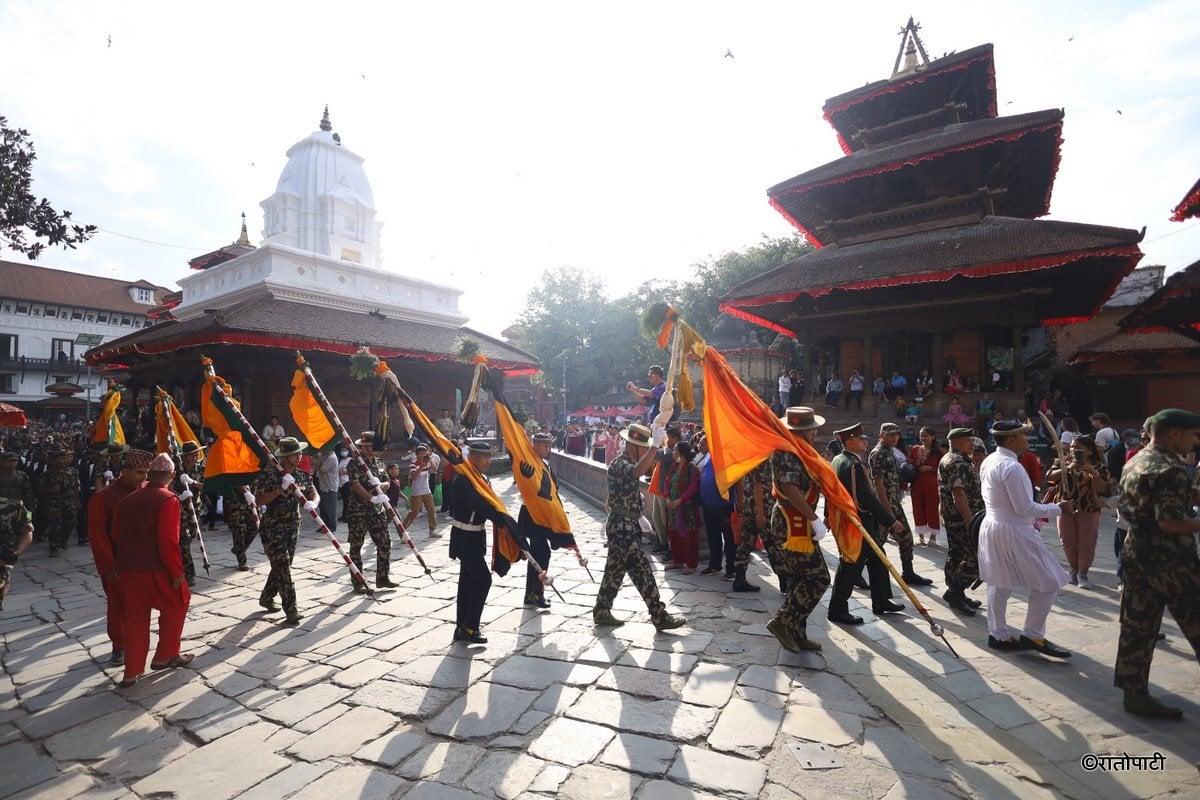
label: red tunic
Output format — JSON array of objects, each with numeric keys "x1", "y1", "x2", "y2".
[
  {"x1": 87, "y1": 479, "x2": 142, "y2": 576},
  {"x1": 114, "y1": 485, "x2": 184, "y2": 578}
]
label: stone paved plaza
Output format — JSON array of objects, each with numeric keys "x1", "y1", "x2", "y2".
[{"x1": 2, "y1": 477, "x2": 1198, "y2": 799}]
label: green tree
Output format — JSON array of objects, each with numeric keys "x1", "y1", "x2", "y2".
[{"x1": 1, "y1": 116, "x2": 95, "y2": 259}]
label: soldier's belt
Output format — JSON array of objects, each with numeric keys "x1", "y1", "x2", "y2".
[{"x1": 452, "y1": 521, "x2": 486, "y2": 532}]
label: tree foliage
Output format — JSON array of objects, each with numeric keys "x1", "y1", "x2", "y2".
[
  {"x1": 0, "y1": 116, "x2": 95, "y2": 260},
  {"x1": 514, "y1": 234, "x2": 811, "y2": 417}
]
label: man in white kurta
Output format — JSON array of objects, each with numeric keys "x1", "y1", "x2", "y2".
[{"x1": 978, "y1": 421, "x2": 1074, "y2": 657}]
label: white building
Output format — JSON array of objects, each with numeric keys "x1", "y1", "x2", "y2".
[{"x1": 0, "y1": 262, "x2": 169, "y2": 414}]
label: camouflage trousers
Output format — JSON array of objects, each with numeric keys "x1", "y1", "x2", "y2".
[
  {"x1": 348, "y1": 516, "x2": 390, "y2": 587},
  {"x1": 1114, "y1": 553, "x2": 1200, "y2": 693},
  {"x1": 179, "y1": 522, "x2": 196, "y2": 581},
  {"x1": 768, "y1": 507, "x2": 831, "y2": 640},
  {"x1": 0, "y1": 564, "x2": 10, "y2": 609},
  {"x1": 260, "y1": 524, "x2": 299, "y2": 614},
  {"x1": 943, "y1": 520, "x2": 979, "y2": 592},
  {"x1": 45, "y1": 507, "x2": 77, "y2": 550},
  {"x1": 735, "y1": 512, "x2": 770, "y2": 570},
  {"x1": 886, "y1": 506, "x2": 914, "y2": 565},
  {"x1": 594, "y1": 520, "x2": 667, "y2": 623},
  {"x1": 228, "y1": 503, "x2": 259, "y2": 559}
]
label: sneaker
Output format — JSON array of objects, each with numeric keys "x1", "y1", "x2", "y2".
[
  {"x1": 1077, "y1": 575, "x2": 1092, "y2": 590},
  {"x1": 236, "y1": 557, "x2": 250, "y2": 572},
  {"x1": 700, "y1": 567, "x2": 718, "y2": 576},
  {"x1": 654, "y1": 614, "x2": 686, "y2": 632},
  {"x1": 429, "y1": 530, "x2": 444, "y2": 538},
  {"x1": 283, "y1": 610, "x2": 304, "y2": 625},
  {"x1": 593, "y1": 609, "x2": 624, "y2": 627},
  {"x1": 723, "y1": 572, "x2": 736, "y2": 581},
  {"x1": 258, "y1": 598, "x2": 280, "y2": 612},
  {"x1": 1123, "y1": 690, "x2": 1183, "y2": 719}
]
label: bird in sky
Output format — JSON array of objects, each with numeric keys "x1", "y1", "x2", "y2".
[
  {"x1": 724, "y1": 49, "x2": 734, "y2": 59},
  {"x1": 107, "y1": 34, "x2": 112, "y2": 47}
]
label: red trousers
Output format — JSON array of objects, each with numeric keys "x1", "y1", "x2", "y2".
[
  {"x1": 100, "y1": 574, "x2": 126, "y2": 651},
  {"x1": 668, "y1": 525, "x2": 700, "y2": 569},
  {"x1": 120, "y1": 571, "x2": 190, "y2": 681},
  {"x1": 910, "y1": 475, "x2": 941, "y2": 531}
]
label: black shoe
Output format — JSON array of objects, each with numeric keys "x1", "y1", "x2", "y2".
[
  {"x1": 873, "y1": 600, "x2": 905, "y2": 614},
  {"x1": 829, "y1": 611, "x2": 865, "y2": 626},
  {"x1": 236, "y1": 557, "x2": 249, "y2": 572},
  {"x1": 853, "y1": 577, "x2": 871, "y2": 591},
  {"x1": 376, "y1": 579, "x2": 400, "y2": 589},
  {"x1": 453, "y1": 627, "x2": 487, "y2": 644},
  {"x1": 700, "y1": 567, "x2": 718, "y2": 576},
  {"x1": 966, "y1": 596, "x2": 983, "y2": 608},
  {"x1": 987, "y1": 635, "x2": 1023, "y2": 651},
  {"x1": 524, "y1": 595, "x2": 551, "y2": 609},
  {"x1": 1018, "y1": 635, "x2": 1071, "y2": 659},
  {"x1": 902, "y1": 572, "x2": 934, "y2": 586},
  {"x1": 731, "y1": 580, "x2": 761, "y2": 593},
  {"x1": 944, "y1": 592, "x2": 977, "y2": 616}
]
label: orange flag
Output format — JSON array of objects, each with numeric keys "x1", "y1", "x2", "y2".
[
  {"x1": 155, "y1": 388, "x2": 199, "y2": 454},
  {"x1": 200, "y1": 358, "x2": 270, "y2": 494}
]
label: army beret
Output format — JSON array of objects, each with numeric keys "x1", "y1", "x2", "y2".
[
  {"x1": 0, "y1": 451, "x2": 17, "y2": 460},
  {"x1": 948, "y1": 427, "x2": 975, "y2": 441},
  {"x1": 1147, "y1": 408, "x2": 1200, "y2": 430}
]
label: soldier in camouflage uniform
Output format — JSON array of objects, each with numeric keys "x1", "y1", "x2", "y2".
[
  {"x1": 0, "y1": 496, "x2": 34, "y2": 613},
  {"x1": 346, "y1": 432, "x2": 395, "y2": 592},
  {"x1": 38, "y1": 448, "x2": 80, "y2": 556},
  {"x1": 732, "y1": 459, "x2": 772, "y2": 592},
  {"x1": 593, "y1": 423, "x2": 685, "y2": 630},
  {"x1": 870, "y1": 423, "x2": 932, "y2": 587},
  {"x1": 227, "y1": 485, "x2": 260, "y2": 571},
  {"x1": 251, "y1": 437, "x2": 316, "y2": 624},
  {"x1": 170, "y1": 442, "x2": 205, "y2": 586},
  {"x1": 1114, "y1": 408, "x2": 1200, "y2": 719},
  {"x1": 765, "y1": 407, "x2": 832, "y2": 652},
  {"x1": 939, "y1": 427, "x2": 986, "y2": 615},
  {"x1": 0, "y1": 451, "x2": 36, "y2": 510}
]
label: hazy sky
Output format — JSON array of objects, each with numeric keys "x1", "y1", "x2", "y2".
[{"x1": 3, "y1": 1, "x2": 1198, "y2": 337}]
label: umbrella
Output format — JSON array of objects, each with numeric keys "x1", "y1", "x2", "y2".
[{"x1": 0, "y1": 402, "x2": 27, "y2": 428}]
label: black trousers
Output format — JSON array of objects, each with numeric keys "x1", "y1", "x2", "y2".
[
  {"x1": 701, "y1": 504, "x2": 735, "y2": 573},
  {"x1": 829, "y1": 531, "x2": 893, "y2": 614},
  {"x1": 524, "y1": 522, "x2": 552, "y2": 600},
  {"x1": 451, "y1": 529, "x2": 491, "y2": 632}
]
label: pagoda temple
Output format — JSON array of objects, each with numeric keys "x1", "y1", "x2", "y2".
[
  {"x1": 720, "y1": 20, "x2": 1144, "y2": 417},
  {"x1": 85, "y1": 109, "x2": 537, "y2": 436}
]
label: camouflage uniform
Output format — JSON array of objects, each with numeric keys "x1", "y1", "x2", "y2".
[
  {"x1": 226, "y1": 488, "x2": 259, "y2": 565},
  {"x1": 938, "y1": 450, "x2": 984, "y2": 592},
  {"x1": 347, "y1": 456, "x2": 391, "y2": 588},
  {"x1": 251, "y1": 467, "x2": 313, "y2": 615},
  {"x1": 868, "y1": 443, "x2": 916, "y2": 568},
  {"x1": 736, "y1": 460, "x2": 775, "y2": 569},
  {"x1": 0, "y1": 467, "x2": 35, "y2": 509},
  {"x1": 594, "y1": 451, "x2": 669, "y2": 624},
  {"x1": 0, "y1": 499, "x2": 33, "y2": 611},
  {"x1": 39, "y1": 463, "x2": 80, "y2": 553},
  {"x1": 1114, "y1": 444, "x2": 1200, "y2": 693},
  {"x1": 768, "y1": 450, "x2": 830, "y2": 641},
  {"x1": 170, "y1": 461, "x2": 205, "y2": 581}
]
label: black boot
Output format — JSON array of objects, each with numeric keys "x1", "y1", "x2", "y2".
[
  {"x1": 901, "y1": 557, "x2": 934, "y2": 586},
  {"x1": 731, "y1": 566, "x2": 760, "y2": 593}
]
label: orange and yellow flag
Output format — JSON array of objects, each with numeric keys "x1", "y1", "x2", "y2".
[
  {"x1": 91, "y1": 382, "x2": 125, "y2": 448},
  {"x1": 200, "y1": 358, "x2": 270, "y2": 494},
  {"x1": 155, "y1": 388, "x2": 199, "y2": 454},
  {"x1": 289, "y1": 359, "x2": 339, "y2": 453}
]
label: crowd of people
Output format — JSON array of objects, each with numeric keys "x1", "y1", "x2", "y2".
[{"x1": 1, "y1": 390, "x2": 1197, "y2": 718}]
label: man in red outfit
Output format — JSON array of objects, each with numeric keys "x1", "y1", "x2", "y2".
[
  {"x1": 86, "y1": 448, "x2": 151, "y2": 666},
  {"x1": 113, "y1": 453, "x2": 193, "y2": 688}
]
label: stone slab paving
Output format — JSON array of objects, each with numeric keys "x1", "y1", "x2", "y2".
[{"x1": 3, "y1": 477, "x2": 1194, "y2": 799}]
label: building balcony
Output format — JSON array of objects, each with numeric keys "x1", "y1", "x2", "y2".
[{"x1": 0, "y1": 355, "x2": 91, "y2": 374}]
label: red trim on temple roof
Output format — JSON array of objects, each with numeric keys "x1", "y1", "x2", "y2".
[
  {"x1": 1170, "y1": 181, "x2": 1200, "y2": 221},
  {"x1": 768, "y1": 197, "x2": 825, "y2": 248},
  {"x1": 87, "y1": 332, "x2": 537, "y2": 372},
  {"x1": 723, "y1": 246, "x2": 1143, "y2": 308},
  {"x1": 823, "y1": 51, "x2": 997, "y2": 154},
  {"x1": 718, "y1": 305, "x2": 796, "y2": 338},
  {"x1": 773, "y1": 121, "x2": 1063, "y2": 198},
  {"x1": 1041, "y1": 316, "x2": 1092, "y2": 326}
]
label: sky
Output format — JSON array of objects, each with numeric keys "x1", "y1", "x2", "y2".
[{"x1": 2, "y1": 0, "x2": 1198, "y2": 338}]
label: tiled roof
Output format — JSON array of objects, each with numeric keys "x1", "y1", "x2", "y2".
[
  {"x1": 87, "y1": 294, "x2": 539, "y2": 369},
  {"x1": 1171, "y1": 178, "x2": 1200, "y2": 221},
  {"x1": 0, "y1": 260, "x2": 171, "y2": 313},
  {"x1": 1067, "y1": 328, "x2": 1200, "y2": 364},
  {"x1": 822, "y1": 44, "x2": 996, "y2": 119},
  {"x1": 769, "y1": 109, "x2": 1064, "y2": 198},
  {"x1": 1119, "y1": 257, "x2": 1200, "y2": 330}
]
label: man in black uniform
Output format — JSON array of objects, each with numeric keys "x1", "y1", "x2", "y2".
[
  {"x1": 828, "y1": 423, "x2": 905, "y2": 625},
  {"x1": 447, "y1": 442, "x2": 508, "y2": 644},
  {"x1": 521, "y1": 432, "x2": 558, "y2": 609}
]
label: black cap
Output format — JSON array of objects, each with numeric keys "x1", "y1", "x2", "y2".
[
  {"x1": 468, "y1": 441, "x2": 493, "y2": 454},
  {"x1": 835, "y1": 423, "x2": 868, "y2": 442}
]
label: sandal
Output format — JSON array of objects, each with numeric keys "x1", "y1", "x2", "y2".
[
  {"x1": 150, "y1": 653, "x2": 195, "y2": 671},
  {"x1": 117, "y1": 677, "x2": 139, "y2": 689}
]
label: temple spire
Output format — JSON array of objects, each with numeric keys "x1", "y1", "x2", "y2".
[
  {"x1": 319, "y1": 105, "x2": 332, "y2": 132},
  {"x1": 892, "y1": 17, "x2": 931, "y2": 78},
  {"x1": 237, "y1": 212, "x2": 251, "y2": 246}
]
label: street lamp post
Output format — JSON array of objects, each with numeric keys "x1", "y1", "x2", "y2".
[{"x1": 74, "y1": 333, "x2": 104, "y2": 426}]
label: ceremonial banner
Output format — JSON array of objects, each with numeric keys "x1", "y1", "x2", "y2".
[
  {"x1": 200, "y1": 358, "x2": 270, "y2": 493},
  {"x1": 91, "y1": 382, "x2": 125, "y2": 448},
  {"x1": 155, "y1": 389, "x2": 199, "y2": 455},
  {"x1": 645, "y1": 306, "x2": 863, "y2": 563},
  {"x1": 288, "y1": 366, "x2": 339, "y2": 452},
  {"x1": 486, "y1": 368, "x2": 574, "y2": 545}
]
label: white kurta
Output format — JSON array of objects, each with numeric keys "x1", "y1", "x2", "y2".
[{"x1": 977, "y1": 447, "x2": 1068, "y2": 592}]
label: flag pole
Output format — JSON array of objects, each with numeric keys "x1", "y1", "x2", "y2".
[
  {"x1": 158, "y1": 388, "x2": 211, "y2": 577},
  {"x1": 296, "y1": 354, "x2": 436, "y2": 582},
  {"x1": 203, "y1": 360, "x2": 377, "y2": 599}
]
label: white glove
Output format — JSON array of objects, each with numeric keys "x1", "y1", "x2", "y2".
[
  {"x1": 809, "y1": 518, "x2": 828, "y2": 542},
  {"x1": 637, "y1": 515, "x2": 653, "y2": 534},
  {"x1": 367, "y1": 475, "x2": 382, "y2": 487},
  {"x1": 179, "y1": 472, "x2": 194, "y2": 487},
  {"x1": 103, "y1": 470, "x2": 114, "y2": 481},
  {"x1": 178, "y1": 489, "x2": 194, "y2": 501},
  {"x1": 280, "y1": 473, "x2": 295, "y2": 490},
  {"x1": 303, "y1": 499, "x2": 319, "y2": 512},
  {"x1": 650, "y1": 426, "x2": 666, "y2": 448},
  {"x1": 370, "y1": 494, "x2": 388, "y2": 505},
  {"x1": 242, "y1": 489, "x2": 256, "y2": 506}
]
